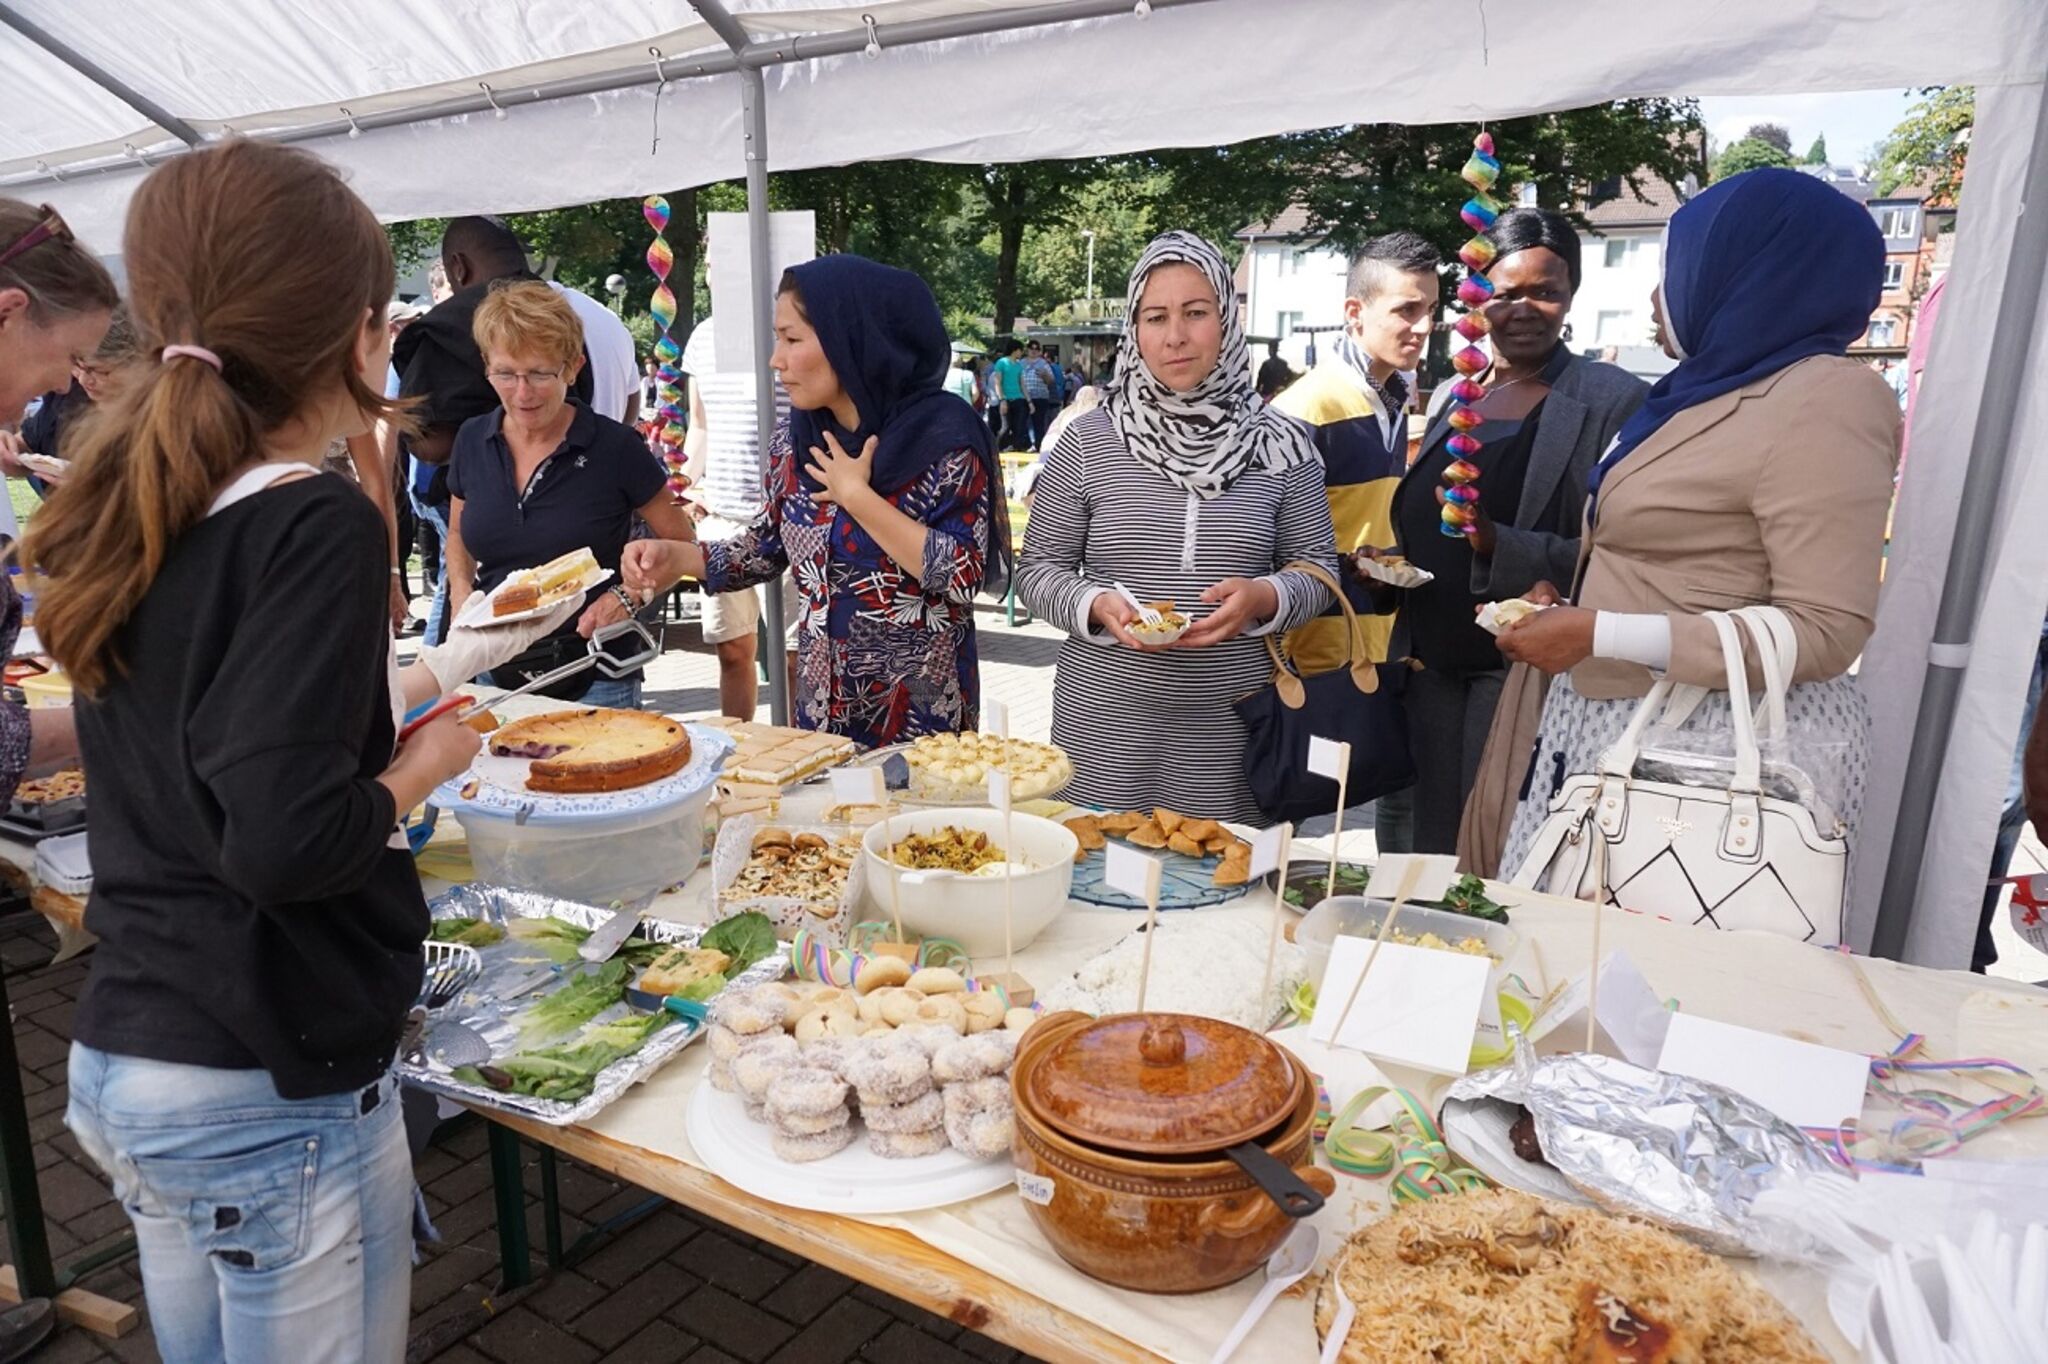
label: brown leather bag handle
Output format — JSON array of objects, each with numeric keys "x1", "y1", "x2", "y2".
[{"x1": 1258, "y1": 559, "x2": 1378, "y2": 709}]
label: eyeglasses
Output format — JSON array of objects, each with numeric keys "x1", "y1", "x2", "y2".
[
  {"x1": 0, "y1": 205, "x2": 73, "y2": 272},
  {"x1": 485, "y1": 367, "x2": 564, "y2": 389}
]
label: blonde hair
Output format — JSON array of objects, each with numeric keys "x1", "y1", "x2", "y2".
[
  {"x1": 23, "y1": 141, "x2": 400, "y2": 695},
  {"x1": 472, "y1": 281, "x2": 583, "y2": 369}
]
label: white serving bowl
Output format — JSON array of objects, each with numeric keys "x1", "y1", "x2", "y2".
[{"x1": 860, "y1": 808, "x2": 1077, "y2": 957}]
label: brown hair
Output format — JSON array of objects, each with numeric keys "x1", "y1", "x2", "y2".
[
  {"x1": 472, "y1": 280, "x2": 583, "y2": 370},
  {"x1": 22, "y1": 140, "x2": 399, "y2": 695},
  {"x1": 0, "y1": 200, "x2": 118, "y2": 321}
]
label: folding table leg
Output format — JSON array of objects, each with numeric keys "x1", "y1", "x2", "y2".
[
  {"x1": 0, "y1": 963, "x2": 54, "y2": 1301},
  {"x1": 485, "y1": 1124, "x2": 531, "y2": 1290}
]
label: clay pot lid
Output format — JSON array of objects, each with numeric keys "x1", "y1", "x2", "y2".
[{"x1": 1019, "y1": 1012, "x2": 1303, "y2": 1156}]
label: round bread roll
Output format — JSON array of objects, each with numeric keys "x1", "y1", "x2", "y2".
[
  {"x1": 708, "y1": 1059, "x2": 737, "y2": 1093},
  {"x1": 768, "y1": 1104, "x2": 850, "y2": 1137},
  {"x1": 914, "y1": 996, "x2": 968, "y2": 1034},
  {"x1": 825, "y1": 1011, "x2": 866, "y2": 1038},
  {"x1": 868, "y1": 1126, "x2": 950, "y2": 1159},
  {"x1": 878, "y1": 987, "x2": 926, "y2": 1027},
  {"x1": 896, "y1": 1023, "x2": 958, "y2": 1058},
  {"x1": 734, "y1": 1034, "x2": 801, "y2": 1100},
  {"x1": 1004, "y1": 1007, "x2": 1040, "y2": 1034},
  {"x1": 861, "y1": 1089, "x2": 944, "y2": 1134},
  {"x1": 793, "y1": 1010, "x2": 830, "y2": 1043},
  {"x1": 855, "y1": 957, "x2": 913, "y2": 994},
  {"x1": 861, "y1": 1022, "x2": 895, "y2": 1037},
  {"x1": 856, "y1": 991, "x2": 887, "y2": 1024},
  {"x1": 772, "y1": 1125, "x2": 855, "y2": 1163},
  {"x1": 960, "y1": 993, "x2": 1006, "y2": 1033},
  {"x1": 906, "y1": 967, "x2": 966, "y2": 995},
  {"x1": 765, "y1": 1066, "x2": 851, "y2": 1120},
  {"x1": 707, "y1": 1023, "x2": 744, "y2": 1062}
]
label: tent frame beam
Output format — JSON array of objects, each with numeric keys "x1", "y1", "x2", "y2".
[
  {"x1": 1872, "y1": 83, "x2": 2048, "y2": 959},
  {"x1": 0, "y1": 0, "x2": 1211, "y2": 190},
  {"x1": 0, "y1": 2, "x2": 202, "y2": 150}
]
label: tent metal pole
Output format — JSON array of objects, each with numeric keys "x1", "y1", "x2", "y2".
[
  {"x1": 690, "y1": 0, "x2": 792, "y2": 724},
  {"x1": 1871, "y1": 83, "x2": 2048, "y2": 960},
  {"x1": 0, "y1": 2, "x2": 202, "y2": 148},
  {"x1": 739, "y1": 65, "x2": 791, "y2": 727}
]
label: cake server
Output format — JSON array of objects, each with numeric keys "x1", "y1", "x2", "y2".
[{"x1": 400, "y1": 618, "x2": 663, "y2": 742}]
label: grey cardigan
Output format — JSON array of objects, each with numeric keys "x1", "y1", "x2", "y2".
[{"x1": 1414, "y1": 350, "x2": 1649, "y2": 598}]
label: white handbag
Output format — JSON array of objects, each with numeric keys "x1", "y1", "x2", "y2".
[{"x1": 1509, "y1": 606, "x2": 1847, "y2": 945}]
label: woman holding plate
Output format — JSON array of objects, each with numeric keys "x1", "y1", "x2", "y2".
[{"x1": 1014, "y1": 231, "x2": 1337, "y2": 824}]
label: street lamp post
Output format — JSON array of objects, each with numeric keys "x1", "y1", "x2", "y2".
[{"x1": 605, "y1": 272, "x2": 628, "y2": 316}]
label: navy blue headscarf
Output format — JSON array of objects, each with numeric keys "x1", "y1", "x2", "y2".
[
  {"x1": 782, "y1": 254, "x2": 1008, "y2": 579},
  {"x1": 1587, "y1": 167, "x2": 1885, "y2": 510}
]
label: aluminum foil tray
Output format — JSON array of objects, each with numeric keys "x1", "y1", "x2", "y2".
[{"x1": 400, "y1": 884, "x2": 787, "y2": 1126}]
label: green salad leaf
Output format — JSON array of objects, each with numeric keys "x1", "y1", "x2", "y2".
[
  {"x1": 429, "y1": 918, "x2": 506, "y2": 947},
  {"x1": 1436, "y1": 874, "x2": 1508, "y2": 923},
  {"x1": 700, "y1": 911, "x2": 778, "y2": 974},
  {"x1": 452, "y1": 1013, "x2": 675, "y2": 1103},
  {"x1": 674, "y1": 973, "x2": 726, "y2": 1003},
  {"x1": 515, "y1": 958, "x2": 630, "y2": 1044}
]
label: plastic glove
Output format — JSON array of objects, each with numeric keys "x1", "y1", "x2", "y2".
[{"x1": 413, "y1": 596, "x2": 581, "y2": 695}]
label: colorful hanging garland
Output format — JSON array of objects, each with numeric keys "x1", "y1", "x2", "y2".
[
  {"x1": 1439, "y1": 131, "x2": 1504, "y2": 538},
  {"x1": 642, "y1": 195, "x2": 690, "y2": 498}
]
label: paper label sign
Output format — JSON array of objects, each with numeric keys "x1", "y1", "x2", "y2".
[
  {"x1": 1014, "y1": 1170, "x2": 1054, "y2": 1206},
  {"x1": 1306, "y1": 735, "x2": 1349, "y2": 781},
  {"x1": 1249, "y1": 824, "x2": 1290, "y2": 881},
  {"x1": 1371, "y1": 853, "x2": 1458, "y2": 905},
  {"x1": 983, "y1": 699, "x2": 1009, "y2": 739},
  {"x1": 1309, "y1": 936, "x2": 1491, "y2": 1075},
  {"x1": 987, "y1": 768, "x2": 1012, "y2": 814},
  {"x1": 1655, "y1": 1012, "x2": 1870, "y2": 1131},
  {"x1": 828, "y1": 765, "x2": 886, "y2": 806},
  {"x1": 1103, "y1": 841, "x2": 1163, "y2": 905},
  {"x1": 1527, "y1": 951, "x2": 1671, "y2": 1066}
]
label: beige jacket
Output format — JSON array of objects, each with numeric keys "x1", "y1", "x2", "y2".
[{"x1": 1569, "y1": 354, "x2": 1901, "y2": 700}]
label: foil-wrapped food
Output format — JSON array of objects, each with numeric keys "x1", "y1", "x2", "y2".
[{"x1": 1444, "y1": 1050, "x2": 1838, "y2": 1256}]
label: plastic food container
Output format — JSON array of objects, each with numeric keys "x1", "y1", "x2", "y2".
[
  {"x1": 434, "y1": 721, "x2": 731, "y2": 908},
  {"x1": 34, "y1": 831, "x2": 91, "y2": 896},
  {"x1": 1294, "y1": 895, "x2": 1519, "y2": 993},
  {"x1": 19, "y1": 670, "x2": 72, "y2": 710}
]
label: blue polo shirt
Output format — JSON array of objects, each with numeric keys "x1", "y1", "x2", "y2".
[{"x1": 448, "y1": 401, "x2": 667, "y2": 675}]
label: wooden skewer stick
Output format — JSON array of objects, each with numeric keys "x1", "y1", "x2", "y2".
[
  {"x1": 1257, "y1": 825, "x2": 1295, "y2": 1016},
  {"x1": 1134, "y1": 881, "x2": 1162, "y2": 1013},
  {"x1": 886, "y1": 828, "x2": 908, "y2": 947},
  {"x1": 1327, "y1": 858, "x2": 1425, "y2": 1043},
  {"x1": 1324, "y1": 741, "x2": 1353, "y2": 905}
]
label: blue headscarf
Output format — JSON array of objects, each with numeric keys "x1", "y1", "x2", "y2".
[
  {"x1": 1587, "y1": 168, "x2": 1885, "y2": 509},
  {"x1": 783, "y1": 253, "x2": 1008, "y2": 579}
]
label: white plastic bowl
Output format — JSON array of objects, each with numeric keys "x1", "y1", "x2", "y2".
[{"x1": 861, "y1": 808, "x2": 1077, "y2": 956}]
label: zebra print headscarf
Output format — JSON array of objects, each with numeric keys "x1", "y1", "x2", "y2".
[{"x1": 1105, "y1": 231, "x2": 1317, "y2": 500}]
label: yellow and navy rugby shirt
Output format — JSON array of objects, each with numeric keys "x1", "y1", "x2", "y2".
[{"x1": 1274, "y1": 359, "x2": 1413, "y2": 673}]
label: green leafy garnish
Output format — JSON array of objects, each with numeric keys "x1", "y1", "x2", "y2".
[
  {"x1": 429, "y1": 918, "x2": 506, "y2": 947},
  {"x1": 674, "y1": 972, "x2": 726, "y2": 1003},
  {"x1": 506, "y1": 916, "x2": 592, "y2": 964},
  {"x1": 1436, "y1": 874, "x2": 1508, "y2": 923},
  {"x1": 1282, "y1": 863, "x2": 1371, "y2": 912},
  {"x1": 515, "y1": 958, "x2": 630, "y2": 1044},
  {"x1": 700, "y1": 911, "x2": 778, "y2": 975}
]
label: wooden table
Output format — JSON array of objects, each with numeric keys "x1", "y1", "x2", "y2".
[{"x1": 479, "y1": 1110, "x2": 1159, "y2": 1364}]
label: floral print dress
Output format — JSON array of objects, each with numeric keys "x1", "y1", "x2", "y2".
[{"x1": 702, "y1": 422, "x2": 991, "y2": 747}]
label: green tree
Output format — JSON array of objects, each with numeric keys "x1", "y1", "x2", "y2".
[
  {"x1": 1804, "y1": 133, "x2": 1829, "y2": 165},
  {"x1": 1746, "y1": 123, "x2": 1794, "y2": 155},
  {"x1": 1872, "y1": 86, "x2": 1974, "y2": 200},
  {"x1": 1284, "y1": 100, "x2": 1705, "y2": 260},
  {"x1": 1713, "y1": 136, "x2": 1797, "y2": 182}
]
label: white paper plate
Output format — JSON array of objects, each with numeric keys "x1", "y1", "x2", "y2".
[
  {"x1": 453, "y1": 563, "x2": 612, "y2": 629},
  {"x1": 686, "y1": 1081, "x2": 1013, "y2": 1214},
  {"x1": 1355, "y1": 555, "x2": 1434, "y2": 589},
  {"x1": 1475, "y1": 599, "x2": 1549, "y2": 636},
  {"x1": 1438, "y1": 1095, "x2": 1595, "y2": 1207},
  {"x1": 17, "y1": 453, "x2": 67, "y2": 480}
]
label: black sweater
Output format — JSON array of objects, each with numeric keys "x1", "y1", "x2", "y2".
[{"x1": 72, "y1": 476, "x2": 427, "y2": 1099}]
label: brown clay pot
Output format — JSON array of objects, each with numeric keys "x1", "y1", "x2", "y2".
[{"x1": 1010, "y1": 1011, "x2": 1338, "y2": 1294}]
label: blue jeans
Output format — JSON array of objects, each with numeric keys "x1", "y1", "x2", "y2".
[
  {"x1": 66, "y1": 1044, "x2": 413, "y2": 1364},
  {"x1": 579, "y1": 673, "x2": 643, "y2": 710},
  {"x1": 409, "y1": 492, "x2": 451, "y2": 647}
]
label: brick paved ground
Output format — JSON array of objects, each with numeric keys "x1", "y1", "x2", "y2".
[{"x1": 7, "y1": 605, "x2": 1067, "y2": 1364}]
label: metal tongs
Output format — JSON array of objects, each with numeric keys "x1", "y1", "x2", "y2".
[{"x1": 401, "y1": 618, "x2": 662, "y2": 740}]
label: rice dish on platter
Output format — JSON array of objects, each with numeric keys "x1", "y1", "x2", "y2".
[
  {"x1": 1314, "y1": 1188, "x2": 1827, "y2": 1364},
  {"x1": 1038, "y1": 915, "x2": 1306, "y2": 1031}
]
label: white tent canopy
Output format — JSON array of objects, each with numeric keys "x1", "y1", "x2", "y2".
[{"x1": 5, "y1": 0, "x2": 2048, "y2": 967}]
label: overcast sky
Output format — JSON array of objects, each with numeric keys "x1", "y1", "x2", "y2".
[{"x1": 1696, "y1": 89, "x2": 1917, "y2": 167}]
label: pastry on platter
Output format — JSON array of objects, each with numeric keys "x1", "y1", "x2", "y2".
[
  {"x1": 700, "y1": 718, "x2": 856, "y2": 786},
  {"x1": 903, "y1": 732, "x2": 1072, "y2": 802},
  {"x1": 488, "y1": 708, "x2": 691, "y2": 793},
  {"x1": 1075, "y1": 807, "x2": 1252, "y2": 888}
]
